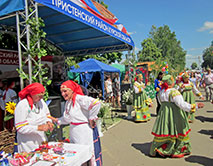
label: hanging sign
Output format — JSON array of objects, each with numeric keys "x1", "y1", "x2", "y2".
[{"x1": 0, "y1": 49, "x2": 19, "y2": 65}]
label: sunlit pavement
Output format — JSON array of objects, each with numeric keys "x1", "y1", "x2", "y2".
[{"x1": 101, "y1": 89, "x2": 213, "y2": 166}]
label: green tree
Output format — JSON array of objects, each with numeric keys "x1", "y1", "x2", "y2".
[
  {"x1": 65, "y1": 52, "x2": 123, "y2": 69},
  {"x1": 149, "y1": 25, "x2": 186, "y2": 71},
  {"x1": 137, "y1": 38, "x2": 161, "y2": 62},
  {"x1": 201, "y1": 42, "x2": 213, "y2": 69},
  {"x1": 191, "y1": 62, "x2": 198, "y2": 69}
]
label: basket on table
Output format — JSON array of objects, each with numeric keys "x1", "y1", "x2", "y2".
[
  {"x1": 0, "y1": 128, "x2": 16, "y2": 154},
  {"x1": 0, "y1": 101, "x2": 16, "y2": 153}
]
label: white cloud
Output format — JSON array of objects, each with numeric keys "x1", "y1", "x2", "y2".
[
  {"x1": 188, "y1": 47, "x2": 207, "y2": 51},
  {"x1": 198, "y1": 21, "x2": 213, "y2": 33},
  {"x1": 186, "y1": 54, "x2": 192, "y2": 57}
]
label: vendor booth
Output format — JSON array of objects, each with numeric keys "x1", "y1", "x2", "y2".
[
  {"x1": 0, "y1": 1, "x2": 134, "y2": 163},
  {"x1": 0, "y1": 0, "x2": 134, "y2": 88},
  {"x1": 69, "y1": 58, "x2": 120, "y2": 99}
]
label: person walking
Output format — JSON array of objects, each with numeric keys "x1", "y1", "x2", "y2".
[
  {"x1": 178, "y1": 72, "x2": 204, "y2": 122},
  {"x1": 150, "y1": 75, "x2": 204, "y2": 158},
  {"x1": 104, "y1": 75, "x2": 113, "y2": 104},
  {"x1": 203, "y1": 67, "x2": 213, "y2": 102},
  {"x1": 112, "y1": 73, "x2": 121, "y2": 108},
  {"x1": 154, "y1": 72, "x2": 163, "y2": 115},
  {"x1": 133, "y1": 74, "x2": 152, "y2": 122}
]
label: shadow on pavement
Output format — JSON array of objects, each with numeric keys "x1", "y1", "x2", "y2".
[
  {"x1": 195, "y1": 116, "x2": 213, "y2": 123},
  {"x1": 198, "y1": 129, "x2": 213, "y2": 139},
  {"x1": 151, "y1": 113, "x2": 157, "y2": 117},
  {"x1": 206, "y1": 110, "x2": 213, "y2": 113},
  {"x1": 131, "y1": 142, "x2": 152, "y2": 157},
  {"x1": 185, "y1": 155, "x2": 213, "y2": 166},
  {"x1": 195, "y1": 99, "x2": 206, "y2": 102}
]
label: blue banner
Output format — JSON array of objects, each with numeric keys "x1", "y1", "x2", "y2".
[
  {"x1": 35, "y1": 0, "x2": 134, "y2": 47},
  {"x1": 0, "y1": 0, "x2": 25, "y2": 17}
]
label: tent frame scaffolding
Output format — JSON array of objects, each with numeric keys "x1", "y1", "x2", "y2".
[
  {"x1": 1, "y1": 0, "x2": 134, "y2": 89},
  {"x1": 64, "y1": 44, "x2": 130, "y2": 57},
  {"x1": 16, "y1": 0, "x2": 44, "y2": 89}
]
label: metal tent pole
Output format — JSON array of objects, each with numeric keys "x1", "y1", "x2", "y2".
[
  {"x1": 35, "y1": 2, "x2": 42, "y2": 84},
  {"x1": 25, "y1": 0, "x2": 32, "y2": 84},
  {"x1": 16, "y1": 12, "x2": 24, "y2": 90}
]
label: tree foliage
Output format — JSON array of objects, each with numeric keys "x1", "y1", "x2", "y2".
[
  {"x1": 0, "y1": 33, "x2": 17, "y2": 50},
  {"x1": 191, "y1": 62, "x2": 198, "y2": 69},
  {"x1": 201, "y1": 41, "x2": 213, "y2": 69},
  {"x1": 137, "y1": 38, "x2": 161, "y2": 62},
  {"x1": 139, "y1": 25, "x2": 186, "y2": 75},
  {"x1": 65, "y1": 52, "x2": 123, "y2": 69}
]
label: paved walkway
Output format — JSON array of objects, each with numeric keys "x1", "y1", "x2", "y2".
[{"x1": 101, "y1": 89, "x2": 213, "y2": 166}]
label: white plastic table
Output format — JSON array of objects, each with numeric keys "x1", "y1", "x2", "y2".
[{"x1": 26, "y1": 142, "x2": 93, "y2": 166}]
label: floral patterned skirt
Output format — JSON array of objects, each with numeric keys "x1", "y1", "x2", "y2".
[
  {"x1": 182, "y1": 90, "x2": 195, "y2": 122},
  {"x1": 133, "y1": 91, "x2": 151, "y2": 122}
]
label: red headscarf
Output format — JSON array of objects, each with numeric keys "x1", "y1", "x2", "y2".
[
  {"x1": 60, "y1": 80, "x2": 84, "y2": 106},
  {"x1": 19, "y1": 82, "x2": 45, "y2": 109},
  {"x1": 161, "y1": 82, "x2": 169, "y2": 91}
]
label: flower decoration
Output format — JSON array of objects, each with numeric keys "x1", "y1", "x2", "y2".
[
  {"x1": 4, "y1": 102, "x2": 16, "y2": 121},
  {"x1": 5, "y1": 102, "x2": 16, "y2": 115},
  {"x1": 162, "y1": 62, "x2": 169, "y2": 74},
  {"x1": 122, "y1": 89, "x2": 133, "y2": 105},
  {"x1": 98, "y1": 100, "x2": 112, "y2": 118}
]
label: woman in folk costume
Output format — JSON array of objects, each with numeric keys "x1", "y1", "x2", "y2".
[
  {"x1": 178, "y1": 72, "x2": 204, "y2": 123},
  {"x1": 133, "y1": 74, "x2": 152, "y2": 122},
  {"x1": 52, "y1": 80, "x2": 102, "y2": 166},
  {"x1": 15, "y1": 83, "x2": 54, "y2": 152},
  {"x1": 150, "y1": 75, "x2": 204, "y2": 158}
]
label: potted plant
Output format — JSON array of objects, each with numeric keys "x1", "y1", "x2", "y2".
[
  {"x1": 122, "y1": 89, "x2": 133, "y2": 119},
  {"x1": 97, "y1": 100, "x2": 112, "y2": 137}
]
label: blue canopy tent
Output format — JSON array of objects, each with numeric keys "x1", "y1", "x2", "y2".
[
  {"x1": 69, "y1": 58, "x2": 120, "y2": 98},
  {"x1": 0, "y1": 0, "x2": 134, "y2": 55},
  {"x1": 0, "y1": 0, "x2": 134, "y2": 88}
]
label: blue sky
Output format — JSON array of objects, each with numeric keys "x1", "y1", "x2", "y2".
[{"x1": 104, "y1": 0, "x2": 213, "y2": 68}]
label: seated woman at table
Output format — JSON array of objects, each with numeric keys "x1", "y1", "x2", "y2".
[
  {"x1": 51, "y1": 80, "x2": 102, "y2": 166},
  {"x1": 15, "y1": 83, "x2": 54, "y2": 153}
]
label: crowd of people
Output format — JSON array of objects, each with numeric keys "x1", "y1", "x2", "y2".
[
  {"x1": 0, "y1": 67, "x2": 212, "y2": 164},
  {"x1": 104, "y1": 73, "x2": 123, "y2": 108},
  {"x1": 150, "y1": 68, "x2": 213, "y2": 158}
]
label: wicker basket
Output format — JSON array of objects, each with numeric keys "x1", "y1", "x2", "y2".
[{"x1": 0, "y1": 128, "x2": 16, "y2": 153}]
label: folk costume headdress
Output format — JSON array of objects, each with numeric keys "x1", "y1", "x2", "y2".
[
  {"x1": 182, "y1": 72, "x2": 189, "y2": 79},
  {"x1": 60, "y1": 80, "x2": 84, "y2": 106},
  {"x1": 135, "y1": 74, "x2": 143, "y2": 81},
  {"x1": 19, "y1": 83, "x2": 45, "y2": 109},
  {"x1": 161, "y1": 75, "x2": 174, "y2": 91},
  {"x1": 181, "y1": 72, "x2": 189, "y2": 83}
]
